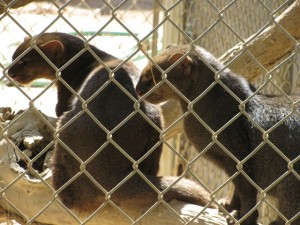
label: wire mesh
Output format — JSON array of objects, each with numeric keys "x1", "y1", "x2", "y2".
[
  {"x1": 0, "y1": 0, "x2": 299, "y2": 224},
  {"x1": 163, "y1": 0, "x2": 300, "y2": 224}
]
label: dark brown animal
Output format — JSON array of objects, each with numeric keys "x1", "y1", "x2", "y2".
[
  {"x1": 52, "y1": 59, "x2": 217, "y2": 213},
  {"x1": 136, "y1": 44, "x2": 300, "y2": 225},
  {"x1": 8, "y1": 32, "x2": 115, "y2": 117},
  {"x1": 8, "y1": 32, "x2": 165, "y2": 176}
]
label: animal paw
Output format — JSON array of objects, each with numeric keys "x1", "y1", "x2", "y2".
[
  {"x1": 218, "y1": 198, "x2": 240, "y2": 225},
  {"x1": 225, "y1": 210, "x2": 240, "y2": 225},
  {"x1": 218, "y1": 197, "x2": 234, "y2": 211}
]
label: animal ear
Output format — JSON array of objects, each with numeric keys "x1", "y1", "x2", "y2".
[
  {"x1": 24, "y1": 36, "x2": 31, "y2": 42},
  {"x1": 169, "y1": 53, "x2": 192, "y2": 75},
  {"x1": 40, "y1": 40, "x2": 64, "y2": 62}
]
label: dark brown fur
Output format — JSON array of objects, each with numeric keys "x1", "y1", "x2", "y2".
[
  {"x1": 9, "y1": 33, "x2": 217, "y2": 214},
  {"x1": 8, "y1": 32, "x2": 115, "y2": 116},
  {"x1": 136, "y1": 44, "x2": 300, "y2": 225},
  {"x1": 52, "y1": 59, "x2": 217, "y2": 213}
]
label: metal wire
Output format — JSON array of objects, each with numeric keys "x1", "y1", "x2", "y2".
[{"x1": 0, "y1": 0, "x2": 299, "y2": 224}]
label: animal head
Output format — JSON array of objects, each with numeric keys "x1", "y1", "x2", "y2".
[
  {"x1": 8, "y1": 35, "x2": 64, "y2": 85},
  {"x1": 136, "y1": 45, "x2": 193, "y2": 104}
]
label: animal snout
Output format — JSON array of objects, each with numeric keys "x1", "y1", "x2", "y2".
[{"x1": 7, "y1": 68, "x2": 16, "y2": 78}]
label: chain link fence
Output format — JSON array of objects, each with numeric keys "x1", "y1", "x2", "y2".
[
  {"x1": 0, "y1": 0, "x2": 299, "y2": 224},
  {"x1": 162, "y1": 0, "x2": 300, "y2": 224}
]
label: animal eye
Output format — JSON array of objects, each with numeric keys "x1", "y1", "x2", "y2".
[
  {"x1": 142, "y1": 75, "x2": 152, "y2": 83},
  {"x1": 17, "y1": 59, "x2": 27, "y2": 66}
]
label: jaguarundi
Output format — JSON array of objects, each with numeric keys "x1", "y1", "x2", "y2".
[
  {"x1": 8, "y1": 32, "x2": 164, "y2": 175},
  {"x1": 136, "y1": 44, "x2": 300, "y2": 225},
  {"x1": 8, "y1": 32, "x2": 115, "y2": 117}
]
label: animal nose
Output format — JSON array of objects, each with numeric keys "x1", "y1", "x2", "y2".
[
  {"x1": 136, "y1": 84, "x2": 147, "y2": 96},
  {"x1": 7, "y1": 68, "x2": 15, "y2": 77}
]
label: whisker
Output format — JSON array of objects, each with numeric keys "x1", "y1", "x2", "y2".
[{"x1": 150, "y1": 64, "x2": 157, "y2": 85}]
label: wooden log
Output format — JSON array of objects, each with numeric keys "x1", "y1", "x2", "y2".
[{"x1": 220, "y1": 0, "x2": 300, "y2": 82}]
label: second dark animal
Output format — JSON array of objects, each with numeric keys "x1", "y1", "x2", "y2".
[{"x1": 136, "y1": 44, "x2": 300, "y2": 225}]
